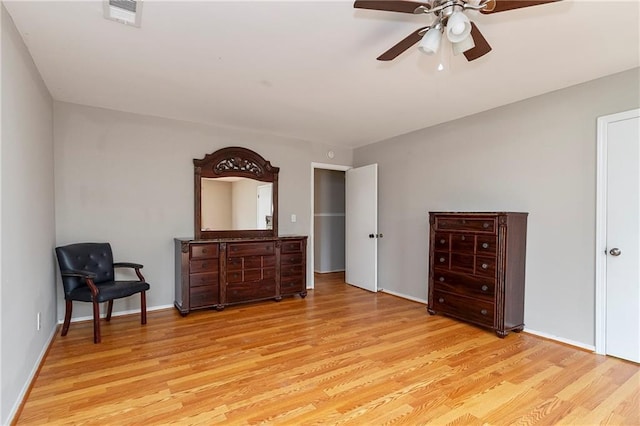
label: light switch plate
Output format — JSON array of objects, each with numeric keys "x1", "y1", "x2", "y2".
[{"x1": 291, "y1": 214, "x2": 297, "y2": 223}]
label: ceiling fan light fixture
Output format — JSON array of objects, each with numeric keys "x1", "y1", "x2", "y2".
[
  {"x1": 445, "y1": 11, "x2": 472, "y2": 43},
  {"x1": 452, "y1": 33, "x2": 475, "y2": 55},
  {"x1": 418, "y1": 27, "x2": 442, "y2": 55}
]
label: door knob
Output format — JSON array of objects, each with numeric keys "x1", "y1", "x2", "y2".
[
  {"x1": 609, "y1": 248, "x2": 622, "y2": 256},
  {"x1": 369, "y1": 234, "x2": 375, "y2": 238}
]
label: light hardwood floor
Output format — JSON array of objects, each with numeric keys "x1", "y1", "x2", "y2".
[{"x1": 15, "y1": 272, "x2": 639, "y2": 425}]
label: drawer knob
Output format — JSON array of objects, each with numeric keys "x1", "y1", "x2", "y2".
[
  {"x1": 482, "y1": 242, "x2": 489, "y2": 249},
  {"x1": 461, "y1": 235, "x2": 466, "y2": 241},
  {"x1": 438, "y1": 297, "x2": 445, "y2": 303},
  {"x1": 481, "y1": 263, "x2": 489, "y2": 269},
  {"x1": 439, "y1": 257, "x2": 446, "y2": 263},
  {"x1": 481, "y1": 309, "x2": 488, "y2": 315},
  {"x1": 439, "y1": 277, "x2": 445, "y2": 282},
  {"x1": 483, "y1": 222, "x2": 490, "y2": 229},
  {"x1": 481, "y1": 285, "x2": 489, "y2": 292},
  {"x1": 440, "y1": 239, "x2": 446, "y2": 244}
]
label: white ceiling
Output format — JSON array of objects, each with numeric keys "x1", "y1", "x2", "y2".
[{"x1": 4, "y1": 1, "x2": 639, "y2": 148}]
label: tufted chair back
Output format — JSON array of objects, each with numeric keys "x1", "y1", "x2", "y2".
[{"x1": 56, "y1": 243, "x2": 115, "y2": 298}]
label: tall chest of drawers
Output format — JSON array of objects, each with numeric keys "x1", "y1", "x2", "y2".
[
  {"x1": 427, "y1": 212, "x2": 528, "y2": 337},
  {"x1": 174, "y1": 236, "x2": 307, "y2": 315}
]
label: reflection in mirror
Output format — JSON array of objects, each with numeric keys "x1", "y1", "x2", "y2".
[{"x1": 201, "y1": 177, "x2": 273, "y2": 231}]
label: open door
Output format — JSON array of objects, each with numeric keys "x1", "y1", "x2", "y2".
[{"x1": 345, "y1": 164, "x2": 378, "y2": 292}]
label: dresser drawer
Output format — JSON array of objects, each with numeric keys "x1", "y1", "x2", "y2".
[
  {"x1": 281, "y1": 276, "x2": 304, "y2": 294},
  {"x1": 227, "y1": 267, "x2": 276, "y2": 283},
  {"x1": 190, "y1": 285, "x2": 218, "y2": 308},
  {"x1": 281, "y1": 264, "x2": 304, "y2": 278},
  {"x1": 281, "y1": 253, "x2": 303, "y2": 266},
  {"x1": 189, "y1": 272, "x2": 218, "y2": 288},
  {"x1": 476, "y1": 256, "x2": 496, "y2": 278},
  {"x1": 432, "y1": 291, "x2": 494, "y2": 326},
  {"x1": 189, "y1": 258, "x2": 219, "y2": 274},
  {"x1": 227, "y1": 242, "x2": 275, "y2": 257},
  {"x1": 434, "y1": 233, "x2": 449, "y2": 250},
  {"x1": 226, "y1": 280, "x2": 276, "y2": 303},
  {"x1": 433, "y1": 252, "x2": 449, "y2": 268},
  {"x1": 476, "y1": 236, "x2": 497, "y2": 256},
  {"x1": 451, "y1": 234, "x2": 475, "y2": 253},
  {"x1": 432, "y1": 271, "x2": 494, "y2": 300},
  {"x1": 190, "y1": 243, "x2": 219, "y2": 259},
  {"x1": 450, "y1": 253, "x2": 475, "y2": 274},
  {"x1": 435, "y1": 216, "x2": 496, "y2": 234},
  {"x1": 281, "y1": 239, "x2": 304, "y2": 253},
  {"x1": 227, "y1": 255, "x2": 276, "y2": 271}
]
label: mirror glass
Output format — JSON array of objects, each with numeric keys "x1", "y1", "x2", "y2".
[{"x1": 201, "y1": 177, "x2": 273, "y2": 231}]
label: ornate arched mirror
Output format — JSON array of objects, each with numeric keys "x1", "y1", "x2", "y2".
[{"x1": 194, "y1": 147, "x2": 279, "y2": 240}]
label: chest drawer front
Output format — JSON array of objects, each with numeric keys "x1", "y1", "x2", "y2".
[
  {"x1": 281, "y1": 253, "x2": 303, "y2": 266},
  {"x1": 226, "y1": 281, "x2": 276, "y2": 303},
  {"x1": 190, "y1": 272, "x2": 218, "y2": 288},
  {"x1": 451, "y1": 234, "x2": 475, "y2": 253},
  {"x1": 282, "y1": 264, "x2": 304, "y2": 278},
  {"x1": 434, "y1": 233, "x2": 450, "y2": 250},
  {"x1": 450, "y1": 253, "x2": 475, "y2": 274},
  {"x1": 432, "y1": 271, "x2": 494, "y2": 300},
  {"x1": 227, "y1": 267, "x2": 276, "y2": 284},
  {"x1": 227, "y1": 242, "x2": 275, "y2": 257},
  {"x1": 476, "y1": 256, "x2": 497, "y2": 278},
  {"x1": 433, "y1": 291, "x2": 494, "y2": 326},
  {"x1": 190, "y1": 244, "x2": 219, "y2": 259},
  {"x1": 227, "y1": 255, "x2": 276, "y2": 271},
  {"x1": 435, "y1": 217, "x2": 496, "y2": 234},
  {"x1": 190, "y1": 285, "x2": 219, "y2": 308},
  {"x1": 281, "y1": 240, "x2": 304, "y2": 253},
  {"x1": 281, "y1": 276, "x2": 304, "y2": 293},
  {"x1": 189, "y1": 259, "x2": 219, "y2": 274},
  {"x1": 476, "y1": 236, "x2": 497, "y2": 256}
]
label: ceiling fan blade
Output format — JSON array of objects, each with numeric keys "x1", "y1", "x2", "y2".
[
  {"x1": 377, "y1": 26, "x2": 428, "y2": 61},
  {"x1": 481, "y1": 0, "x2": 561, "y2": 14},
  {"x1": 463, "y1": 23, "x2": 492, "y2": 61},
  {"x1": 354, "y1": 1, "x2": 429, "y2": 14}
]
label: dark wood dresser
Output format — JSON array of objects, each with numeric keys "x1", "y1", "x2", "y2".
[
  {"x1": 174, "y1": 236, "x2": 307, "y2": 314},
  {"x1": 427, "y1": 212, "x2": 528, "y2": 337}
]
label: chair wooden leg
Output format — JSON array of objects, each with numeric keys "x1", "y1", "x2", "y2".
[
  {"x1": 141, "y1": 291, "x2": 147, "y2": 325},
  {"x1": 92, "y1": 301, "x2": 101, "y2": 344},
  {"x1": 106, "y1": 300, "x2": 114, "y2": 321},
  {"x1": 61, "y1": 300, "x2": 73, "y2": 336}
]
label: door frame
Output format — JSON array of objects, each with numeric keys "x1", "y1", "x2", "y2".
[
  {"x1": 594, "y1": 108, "x2": 640, "y2": 355},
  {"x1": 309, "y1": 162, "x2": 351, "y2": 290}
]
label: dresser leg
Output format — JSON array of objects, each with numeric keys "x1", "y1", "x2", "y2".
[
  {"x1": 495, "y1": 330, "x2": 508, "y2": 338},
  {"x1": 513, "y1": 326, "x2": 524, "y2": 333},
  {"x1": 300, "y1": 291, "x2": 307, "y2": 298},
  {"x1": 215, "y1": 305, "x2": 225, "y2": 311},
  {"x1": 427, "y1": 307, "x2": 436, "y2": 315},
  {"x1": 275, "y1": 296, "x2": 282, "y2": 302}
]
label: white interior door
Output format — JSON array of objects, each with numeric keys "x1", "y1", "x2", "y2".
[
  {"x1": 345, "y1": 164, "x2": 378, "y2": 292},
  {"x1": 604, "y1": 111, "x2": 640, "y2": 363}
]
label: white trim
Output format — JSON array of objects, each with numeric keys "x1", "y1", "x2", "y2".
[
  {"x1": 381, "y1": 289, "x2": 428, "y2": 305},
  {"x1": 524, "y1": 328, "x2": 595, "y2": 352},
  {"x1": 7, "y1": 325, "x2": 58, "y2": 424},
  {"x1": 314, "y1": 268, "x2": 346, "y2": 274},
  {"x1": 314, "y1": 213, "x2": 346, "y2": 217},
  {"x1": 309, "y1": 162, "x2": 351, "y2": 290},
  {"x1": 595, "y1": 108, "x2": 640, "y2": 356},
  {"x1": 60, "y1": 303, "x2": 174, "y2": 324}
]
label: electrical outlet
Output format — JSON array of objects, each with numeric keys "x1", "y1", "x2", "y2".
[
  {"x1": 291, "y1": 214, "x2": 297, "y2": 223},
  {"x1": 36, "y1": 312, "x2": 41, "y2": 331}
]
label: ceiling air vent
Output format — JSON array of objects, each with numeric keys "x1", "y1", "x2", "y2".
[{"x1": 103, "y1": 0, "x2": 142, "y2": 27}]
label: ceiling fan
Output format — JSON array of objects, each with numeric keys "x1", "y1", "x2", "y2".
[{"x1": 354, "y1": 0, "x2": 561, "y2": 62}]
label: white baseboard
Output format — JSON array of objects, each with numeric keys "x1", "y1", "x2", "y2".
[
  {"x1": 524, "y1": 328, "x2": 595, "y2": 352},
  {"x1": 7, "y1": 325, "x2": 58, "y2": 425},
  {"x1": 313, "y1": 269, "x2": 345, "y2": 274},
  {"x1": 380, "y1": 288, "x2": 428, "y2": 305},
  {"x1": 60, "y1": 304, "x2": 174, "y2": 324}
]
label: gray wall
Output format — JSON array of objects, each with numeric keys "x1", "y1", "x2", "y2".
[
  {"x1": 314, "y1": 169, "x2": 345, "y2": 273},
  {"x1": 354, "y1": 68, "x2": 640, "y2": 347},
  {"x1": 1, "y1": 5, "x2": 56, "y2": 424},
  {"x1": 53, "y1": 101, "x2": 353, "y2": 321}
]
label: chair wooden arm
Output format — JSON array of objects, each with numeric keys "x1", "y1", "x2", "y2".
[{"x1": 113, "y1": 262, "x2": 145, "y2": 281}]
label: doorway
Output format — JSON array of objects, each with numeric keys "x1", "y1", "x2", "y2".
[{"x1": 595, "y1": 108, "x2": 640, "y2": 363}]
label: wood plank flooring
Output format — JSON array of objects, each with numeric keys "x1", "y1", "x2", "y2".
[{"x1": 15, "y1": 272, "x2": 640, "y2": 425}]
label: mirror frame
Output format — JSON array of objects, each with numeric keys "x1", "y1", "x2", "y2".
[{"x1": 194, "y1": 146, "x2": 279, "y2": 240}]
